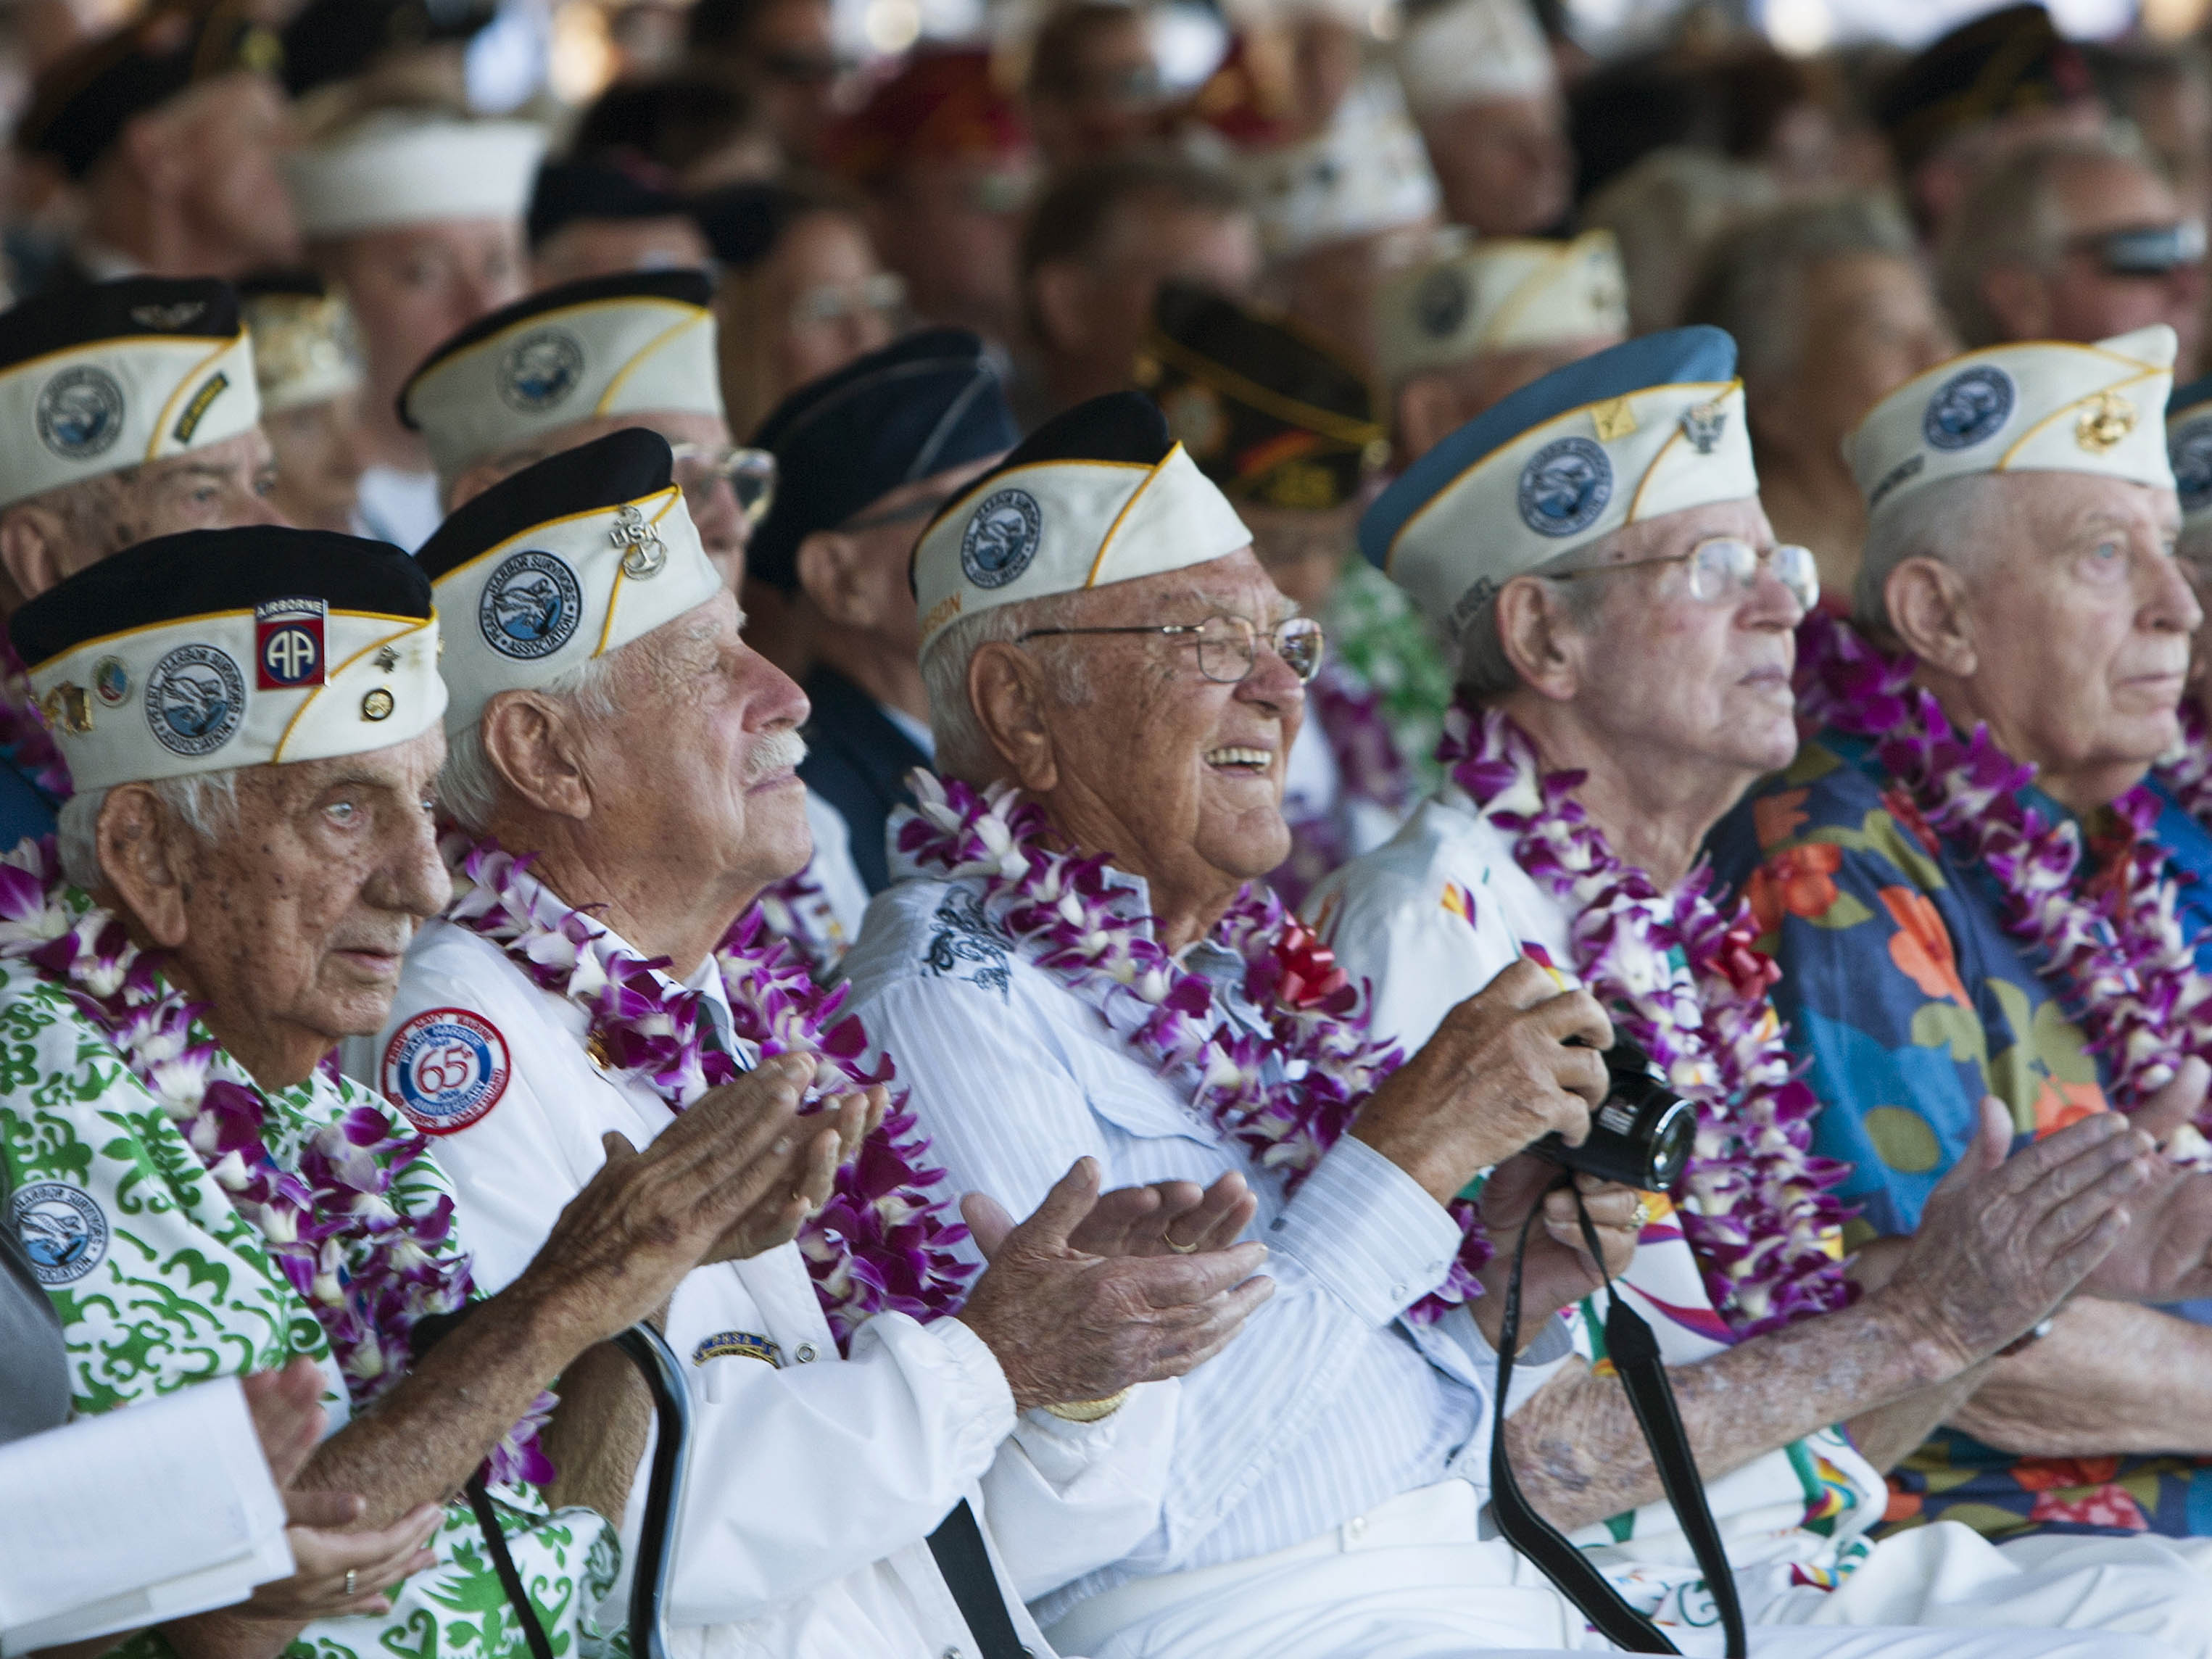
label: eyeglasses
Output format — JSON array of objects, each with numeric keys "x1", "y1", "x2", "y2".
[
  {"x1": 1554, "y1": 537, "x2": 1820, "y2": 611},
  {"x1": 668, "y1": 443, "x2": 779, "y2": 527},
  {"x1": 790, "y1": 272, "x2": 906, "y2": 329},
  {"x1": 1016, "y1": 614, "x2": 1324, "y2": 684},
  {"x1": 2064, "y1": 220, "x2": 2208, "y2": 278}
]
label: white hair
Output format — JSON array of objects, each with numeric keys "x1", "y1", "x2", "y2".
[
  {"x1": 57, "y1": 769, "x2": 242, "y2": 891},
  {"x1": 1853, "y1": 473, "x2": 2006, "y2": 634},
  {"x1": 921, "y1": 592, "x2": 1097, "y2": 781},
  {"x1": 437, "y1": 650, "x2": 624, "y2": 834},
  {"x1": 1452, "y1": 543, "x2": 1614, "y2": 704}
]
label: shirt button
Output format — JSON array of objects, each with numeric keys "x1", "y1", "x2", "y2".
[
  {"x1": 1346, "y1": 1515, "x2": 1369, "y2": 1542},
  {"x1": 943, "y1": 1648, "x2": 964, "y2": 1658},
  {"x1": 1391, "y1": 1283, "x2": 1409, "y2": 1300},
  {"x1": 794, "y1": 1343, "x2": 818, "y2": 1363}
]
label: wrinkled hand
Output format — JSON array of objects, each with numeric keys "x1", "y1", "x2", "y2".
[
  {"x1": 1468, "y1": 1156, "x2": 1644, "y2": 1350},
  {"x1": 702, "y1": 1084, "x2": 885, "y2": 1263},
  {"x1": 1352, "y1": 959, "x2": 1612, "y2": 1206},
  {"x1": 958, "y1": 1158, "x2": 1275, "y2": 1410},
  {"x1": 234, "y1": 1358, "x2": 439, "y2": 1618},
  {"x1": 1064, "y1": 1170, "x2": 1256, "y2": 1259},
  {"x1": 518, "y1": 1053, "x2": 821, "y2": 1345},
  {"x1": 1881, "y1": 1096, "x2": 2152, "y2": 1365}
]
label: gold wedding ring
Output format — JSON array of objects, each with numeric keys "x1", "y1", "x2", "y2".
[
  {"x1": 1164, "y1": 1234, "x2": 1200, "y2": 1254},
  {"x1": 344, "y1": 1568, "x2": 357, "y2": 1596}
]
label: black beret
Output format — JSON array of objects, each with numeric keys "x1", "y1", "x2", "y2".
[
  {"x1": 415, "y1": 426, "x2": 675, "y2": 581},
  {"x1": 528, "y1": 160, "x2": 692, "y2": 248},
  {"x1": 1875, "y1": 4, "x2": 2094, "y2": 175},
  {"x1": 12, "y1": 526, "x2": 427, "y2": 667},
  {"x1": 281, "y1": 0, "x2": 497, "y2": 99},
  {"x1": 1135, "y1": 282, "x2": 1382, "y2": 512},
  {"x1": 747, "y1": 327, "x2": 1019, "y2": 591},
  {"x1": 0, "y1": 276, "x2": 240, "y2": 371},
  {"x1": 995, "y1": 389, "x2": 1172, "y2": 471},
  {"x1": 19, "y1": 1, "x2": 282, "y2": 178},
  {"x1": 398, "y1": 268, "x2": 714, "y2": 430}
]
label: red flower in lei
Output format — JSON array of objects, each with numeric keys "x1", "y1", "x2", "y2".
[
  {"x1": 0, "y1": 839, "x2": 553, "y2": 1484},
  {"x1": 1437, "y1": 700, "x2": 1857, "y2": 1337},
  {"x1": 893, "y1": 770, "x2": 1494, "y2": 1320},
  {"x1": 444, "y1": 837, "x2": 974, "y2": 1349},
  {"x1": 1798, "y1": 611, "x2": 2212, "y2": 1152}
]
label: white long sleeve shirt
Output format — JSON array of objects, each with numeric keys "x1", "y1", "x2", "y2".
[
  {"x1": 360, "y1": 889, "x2": 1175, "y2": 1659},
  {"x1": 837, "y1": 848, "x2": 1575, "y2": 1634}
]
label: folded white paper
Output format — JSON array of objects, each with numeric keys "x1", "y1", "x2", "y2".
[{"x1": 0, "y1": 1378, "x2": 292, "y2": 1654}]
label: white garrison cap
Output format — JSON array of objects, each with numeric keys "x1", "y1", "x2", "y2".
[
  {"x1": 402, "y1": 270, "x2": 720, "y2": 482},
  {"x1": 1375, "y1": 228, "x2": 1628, "y2": 384},
  {"x1": 418, "y1": 428, "x2": 723, "y2": 738},
  {"x1": 0, "y1": 276, "x2": 260, "y2": 510},
  {"x1": 2168, "y1": 372, "x2": 2212, "y2": 539},
  {"x1": 284, "y1": 112, "x2": 546, "y2": 239},
  {"x1": 1239, "y1": 70, "x2": 1440, "y2": 258},
  {"x1": 15, "y1": 528, "x2": 444, "y2": 793},
  {"x1": 1847, "y1": 326, "x2": 2178, "y2": 522},
  {"x1": 1361, "y1": 326, "x2": 1757, "y2": 640},
  {"x1": 1395, "y1": 0, "x2": 1557, "y2": 117},
  {"x1": 914, "y1": 392, "x2": 1252, "y2": 651}
]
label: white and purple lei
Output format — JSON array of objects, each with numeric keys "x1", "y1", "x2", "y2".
[
  {"x1": 1438, "y1": 701, "x2": 1857, "y2": 1337},
  {"x1": 1798, "y1": 611, "x2": 2212, "y2": 1154},
  {"x1": 445, "y1": 837, "x2": 974, "y2": 1348},
  {"x1": 893, "y1": 770, "x2": 1494, "y2": 1320},
  {"x1": 0, "y1": 837, "x2": 554, "y2": 1484}
]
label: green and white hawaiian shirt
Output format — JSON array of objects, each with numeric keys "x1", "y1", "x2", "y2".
[{"x1": 0, "y1": 949, "x2": 619, "y2": 1659}]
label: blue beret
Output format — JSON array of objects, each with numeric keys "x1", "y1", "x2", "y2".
[
  {"x1": 747, "y1": 328, "x2": 1019, "y2": 592},
  {"x1": 1359, "y1": 325, "x2": 1738, "y2": 572}
]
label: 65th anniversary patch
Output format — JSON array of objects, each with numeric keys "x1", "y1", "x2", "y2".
[{"x1": 382, "y1": 1006, "x2": 512, "y2": 1135}]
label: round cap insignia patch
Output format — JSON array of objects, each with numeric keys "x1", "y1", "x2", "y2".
[
  {"x1": 498, "y1": 329, "x2": 584, "y2": 413},
  {"x1": 2172, "y1": 416, "x2": 2212, "y2": 513},
  {"x1": 146, "y1": 643, "x2": 245, "y2": 757},
  {"x1": 481, "y1": 550, "x2": 583, "y2": 661},
  {"x1": 1517, "y1": 436, "x2": 1614, "y2": 537},
  {"x1": 961, "y1": 489, "x2": 1044, "y2": 589},
  {"x1": 1922, "y1": 365, "x2": 2015, "y2": 452},
  {"x1": 37, "y1": 365, "x2": 125, "y2": 460},
  {"x1": 93, "y1": 656, "x2": 129, "y2": 706},
  {"x1": 9, "y1": 1180, "x2": 107, "y2": 1285},
  {"x1": 383, "y1": 1007, "x2": 511, "y2": 1135}
]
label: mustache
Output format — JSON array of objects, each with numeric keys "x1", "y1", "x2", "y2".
[{"x1": 744, "y1": 725, "x2": 808, "y2": 782}]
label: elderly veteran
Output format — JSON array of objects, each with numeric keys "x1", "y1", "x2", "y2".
[
  {"x1": 376, "y1": 424, "x2": 1268, "y2": 1657},
  {"x1": 1135, "y1": 281, "x2": 1409, "y2": 909},
  {"x1": 1377, "y1": 229, "x2": 1630, "y2": 466},
  {"x1": 828, "y1": 392, "x2": 2168, "y2": 1659},
  {"x1": 239, "y1": 273, "x2": 372, "y2": 537},
  {"x1": 1314, "y1": 326, "x2": 2212, "y2": 1653},
  {"x1": 0, "y1": 275, "x2": 279, "y2": 848},
  {"x1": 1710, "y1": 326, "x2": 2212, "y2": 1550},
  {"x1": 748, "y1": 328, "x2": 1017, "y2": 910},
  {"x1": 284, "y1": 111, "x2": 543, "y2": 550},
  {"x1": 3, "y1": 527, "x2": 837, "y2": 1659},
  {"x1": 1392, "y1": 0, "x2": 1573, "y2": 240},
  {"x1": 402, "y1": 268, "x2": 769, "y2": 586}
]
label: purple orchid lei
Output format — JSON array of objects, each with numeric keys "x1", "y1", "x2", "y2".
[
  {"x1": 2158, "y1": 700, "x2": 2212, "y2": 832},
  {"x1": 1798, "y1": 611, "x2": 2212, "y2": 1155},
  {"x1": 0, "y1": 637, "x2": 73, "y2": 802},
  {"x1": 1277, "y1": 660, "x2": 1416, "y2": 912},
  {"x1": 753, "y1": 861, "x2": 850, "y2": 981},
  {"x1": 0, "y1": 837, "x2": 554, "y2": 1484},
  {"x1": 444, "y1": 837, "x2": 973, "y2": 1349},
  {"x1": 1438, "y1": 701, "x2": 1857, "y2": 1337},
  {"x1": 893, "y1": 770, "x2": 1494, "y2": 1320}
]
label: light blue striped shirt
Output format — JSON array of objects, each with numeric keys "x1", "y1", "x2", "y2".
[{"x1": 839, "y1": 856, "x2": 1573, "y2": 1627}]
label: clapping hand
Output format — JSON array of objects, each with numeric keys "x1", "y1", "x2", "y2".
[{"x1": 1065, "y1": 1170, "x2": 1258, "y2": 1259}]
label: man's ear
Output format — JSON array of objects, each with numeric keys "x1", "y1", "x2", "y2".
[
  {"x1": 1030, "y1": 262, "x2": 1093, "y2": 356},
  {"x1": 96, "y1": 785, "x2": 191, "y2": 948},
  {"x1": 1886, "y1": 555, "x2": 1978, "y2": 677},
  {"x1": 0, "y1": 503, "x2": 73, "y2": 605},
  {"x1": 967, "y1": 642, "x2": 1058, "y2": 792},
  {"x1": 795, "y1": 530, "x2": 877, "y2": 629},
  {"x1": 1393, "y1": 373, "x2": 1463, "y2": 466},
  {"x1": 1494, "y1": 575, "x2": 1586, "y2": 702},
  {"x1": 1977, "y1": 265, "x2": 2050, "y2": 344},
  {"x1": 479, "y1": 690, "x2": 595, "y2": 819}
]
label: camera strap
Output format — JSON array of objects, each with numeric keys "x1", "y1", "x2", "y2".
[{"x1": 1487, "y1": 1187, "x2": 1748, "y2": 1658}]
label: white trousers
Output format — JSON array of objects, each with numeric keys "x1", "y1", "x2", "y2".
[{"x1": 1046, "y1": 1484, "x2": 2198, "y2": 1659}]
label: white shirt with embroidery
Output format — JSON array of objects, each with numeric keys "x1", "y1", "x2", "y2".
[
  {"x1": 1311, "y1": 786, "x2": 1886, "y2": 1626},
  {"x1": 357, "y1": 871, "x2": 1175, "y2": 1659}
]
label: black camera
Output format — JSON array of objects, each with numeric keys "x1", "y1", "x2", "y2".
[{"x1": 1532, "y1": 1035, "x2": 1695, "y2": 1193}]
